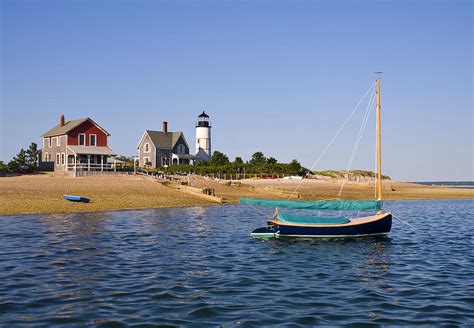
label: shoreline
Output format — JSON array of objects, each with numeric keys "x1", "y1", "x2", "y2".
[
  {"x1": 1, "y1": 197, "x2": 473, "y2": 217},
  {"x1": 1, "y1": 173, "x2": 473, "y2": 216},
  {"x1": 0, "y1": 203, "x2": 224, "y2": 217}
]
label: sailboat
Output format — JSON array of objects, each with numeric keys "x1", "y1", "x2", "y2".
[{"x1": 242, "y1": 76, "x2": 392, "y2": 238}]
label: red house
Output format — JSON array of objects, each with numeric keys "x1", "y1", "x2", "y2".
[{"x1": 41, "y1": 115, "x2": 116, "y2": 173}]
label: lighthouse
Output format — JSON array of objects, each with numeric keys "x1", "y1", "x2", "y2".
[{"x1": 195, "y1": 111, "x2": 211, "y2": 161}]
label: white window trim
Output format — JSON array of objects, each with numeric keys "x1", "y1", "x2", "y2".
[
  {"x1": 44, "y1": 152, "x2": 48, "y2": 162},
  {"x1": 144, "y1": 143, "x2": 150, "y2": 153},
  {"x1": 61, "y1": 153, "x2": 65, "y2": 165},
  {"x1": 144, "y1": 157, "x2": 151, "y2": 166},
  {"x1": 57, "y1": 136, "x2": 61, "y2": 146},
  {"x1": 51, "y1": 137, "x2": 57, "y2": 147},
  {"x1": 79, "y1": 133, "x2": 86, "y2": 146},
  {"x1": 56, "y1": 153, "x2": 60, "y2": 166},
  {"x1": 89, "y1": 134, "x2": 97, "y2": 147}
]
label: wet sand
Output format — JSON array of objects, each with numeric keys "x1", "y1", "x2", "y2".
[
  {"x1": 1, "y1": 173, "x2": 472, "y2": 215},
  {"x1": 241, "y1": 178, "x2": 474, "y2": 201}
]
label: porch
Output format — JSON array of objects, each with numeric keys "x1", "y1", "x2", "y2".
[
  {"x1": 66, "y1": 145, "x2": 117, "y2": 173},
  {"x1": 171, "y1": 153, "x2": 198, "y2": 166}
]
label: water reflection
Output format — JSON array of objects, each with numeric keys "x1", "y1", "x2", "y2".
[{"x1": 0, "y1": 201, "x2": 473, "y2": 326}]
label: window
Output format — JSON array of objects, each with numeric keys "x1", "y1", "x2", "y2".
[
  {"x1": 144, "y1": 157, "x2": 151, "y2": 167},
  {"x1": 48, "y1": 154, "x2": 52, "y2": 162},
  {"x1": 144, "y1": 143, "x2": 150, "y2": 152},
  {"x1": 90, "y1": 134, "x2": 97, "y2": 147},
  {"x1": 56, "y1": 153, "x2": 60, "y2": 165},
  {"x1": 177, "y1": 144, "x2": 185, "y2": 154},
  {"x1": 48, "y1": 137, "x2": 52, "y2": 147},
  {"x1": 57, "y1": 136, "x2": 61, "y2": 146},
  {"x1": 61, "y1": 153, "x2": 65, "y2": 165},
  {"x1": 79, "y1": 133, "x2": 86, "y2": 146},
  {"x1": 161, "y1": 157, "x2": 168, "y2": 166},
  {"x1": 44, "y1": 152, "x2": 48, "y2": 162}
]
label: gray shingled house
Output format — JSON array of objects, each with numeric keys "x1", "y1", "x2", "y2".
[{"x1": 136, "y1": 122, "x2": 196, "y2": 168}]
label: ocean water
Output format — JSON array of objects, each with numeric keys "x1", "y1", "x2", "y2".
[{"x1": 0, "y1": 199, "x2": 473, "y2": 326}]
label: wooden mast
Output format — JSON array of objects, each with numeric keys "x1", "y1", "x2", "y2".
[{"x1": 376, "y1": 74, "x2": 382, "y2": 201}]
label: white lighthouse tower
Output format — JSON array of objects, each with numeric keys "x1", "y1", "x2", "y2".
[{"x1": 195, "y1": 111, "x2": 211, "y2": 161}]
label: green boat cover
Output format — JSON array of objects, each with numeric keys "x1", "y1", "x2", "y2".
[
  {"x1": 277, "y1": 213, "x2": 350, "y2": 225},
  {"x1": 240, "y1": 198, "x2": 382, "y2": 211}
]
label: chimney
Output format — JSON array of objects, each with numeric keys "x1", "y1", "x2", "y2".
[
  {"x1": 60, "y1": 114, "x2": 65, "y2": 127},
  {"x1": 163, "y1": 121, "x2": 168, "y2": 133}
]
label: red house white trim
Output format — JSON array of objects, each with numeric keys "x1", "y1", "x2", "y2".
[{"x1": 40, "y1": 115, "x2": 116, "y2": 173}]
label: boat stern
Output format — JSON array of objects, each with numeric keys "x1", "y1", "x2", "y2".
[{"x1": 250, "y1": 227, "x2": 280, "y2": 239}]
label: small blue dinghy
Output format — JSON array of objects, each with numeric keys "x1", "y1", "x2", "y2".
[{"x1": 64, "y1": 195, "x2": 90, "y2": 203}]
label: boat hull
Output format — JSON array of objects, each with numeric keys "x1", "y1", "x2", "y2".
[
  {"x1": 251, "y1": 213, "x2": 392, "y2": 238},
  {"x1": 63, "y1": 195, "x2": 90, "y2": 203}
]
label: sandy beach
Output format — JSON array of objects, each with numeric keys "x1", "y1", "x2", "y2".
[
  {"x1": 241, "y1": 178, "x2": 474, "y2": 201},
  {"x1": 1, "y1": 173, "x2": 472, "y2": 215},
  {"x1": 0, "y1": 173, "x2": 214, "y2": 215}
]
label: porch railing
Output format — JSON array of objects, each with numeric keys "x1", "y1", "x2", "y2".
[{"x1": 66, "y1": 163, "x2": 115, "y2": 172}]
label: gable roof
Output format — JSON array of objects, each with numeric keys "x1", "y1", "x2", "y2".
[
  {"x1": 41, "y1": 117, "x2": 110, "y2": 137},
  {"x1": 138, "y1": 130, "x2": 189, "y2": 150}
]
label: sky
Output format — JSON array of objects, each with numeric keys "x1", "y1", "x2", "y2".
[{"x1": 1, "y1": 0, "x2": 472, "y2": 181}]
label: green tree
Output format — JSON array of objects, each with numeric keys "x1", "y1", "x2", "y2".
[
  {"x1": 266, "y1": 157, "x2": 277, "y2": 165},
  {"x1": 211, "y1": 151, "x2": 230, "y2": 166},
  {"x1": 289, "y1": 159, "x2": 302, "y2": 174},
  {"x1": 0, "y1": 161, "x2": 7, "y2": 171},
  {"x1": 7, "y1": 160, "x2": 19, "y2": 171},
  {"x1": 250, "y1": 151, "x2": 266, "y2": 165},
  {"x1": 26, "y1": 142, "x2": 39, "y2": 168},
  {"x1": 13, "y1": 148, "x2": 28, "y2": 166},
  {"x1": 234, "y1": 157, "x2": 244, "y2": 164}
]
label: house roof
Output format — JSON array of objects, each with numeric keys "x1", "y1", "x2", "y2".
[
  {"x1": 67, "y1": 145, "x2": 116, "y2": 156},
  {"x1": 107, "y1": 157, "x2": 126, "y2": 164},
  {"x1": 171, "y1": 153, "x2": 198, "y2": 160},
  {"x1": 42, "y1": 117, "x2": 110, "y2": 137},
  {"x1": 142, "y1": 130, "x2": 188, "y2": 150}
]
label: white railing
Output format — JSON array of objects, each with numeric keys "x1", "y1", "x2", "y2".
[{"x1": 66, "y1": 163, "x2": 115, "y2": 172}]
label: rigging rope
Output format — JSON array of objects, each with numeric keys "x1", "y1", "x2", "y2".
[
  {"x1": 338, "y1": 88, "x2": 376, "y2": 197},
  {"x1": 285, "y1": 82, "x2": 376, "y2": 201},
  {"x1": 393, "y1": 214, "x2": 418, "y2": 230}
]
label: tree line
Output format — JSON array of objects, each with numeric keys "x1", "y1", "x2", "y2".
[
  {"x1": 159, "y1": 151, "x2": 308, "y2": 176},
  {"x1": 1, "y1": 142, "x2": 39, "y2": 171}
]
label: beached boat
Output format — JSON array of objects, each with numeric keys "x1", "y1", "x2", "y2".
[
  {"x1": 243, "y1": 75, "x2": 392, "y2": 238},
  {"x1": 63, "y1": 195, "x2": 90, "y2": 203}
]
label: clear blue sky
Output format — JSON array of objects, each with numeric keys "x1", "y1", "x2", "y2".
[{"x1": 1, "y1": 0, "x2": 472, "y2": 181}]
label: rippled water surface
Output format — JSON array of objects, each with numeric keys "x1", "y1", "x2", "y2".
[{"x1": 1, "y1": 199, "x2": 473, "y2": 326}]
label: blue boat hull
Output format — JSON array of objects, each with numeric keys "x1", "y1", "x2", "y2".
[
  {"x1": 63, "y1": 195, "x2": 90, "y2": 203},
  {"x1": 251, "y1": 213, "x2": 392, "y2": 238}
]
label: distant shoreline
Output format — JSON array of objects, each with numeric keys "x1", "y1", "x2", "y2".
[
  {"x1": 411, "y1": 181, "x2": 474, "y2": 189},
  {"x1": 1, "y1": 173, "x2": 473, "y2": 216}
]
